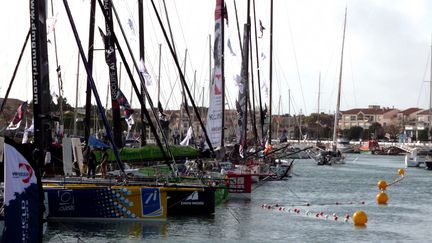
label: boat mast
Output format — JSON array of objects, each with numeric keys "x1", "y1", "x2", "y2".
[
  {"x1": 138, "y1": 0, "x2": 147, "y2": 146},
  {"x1": 50, "y1": 0, "x2": 64, "y2": 133},
  {"x1": 268, "y1": 0, "x2": 274, "y2": 144},
  {"x1": 252, "y1": 0, "x2": 264, "y2": 141},
  {"x1": 429, "y1": 37, "x2": 432, "y2": 141},
  {"x1": 249, "y1": 36, "x2": 258, "y2": 142},
  {"x1": 84, "y1": 0, "x2": 96, "y2": 145},
  {"x1": 288, "y1": 89, "x2": 291, "y2": 139},
  {"x1": 30, "y1": 0, "x2": 52, "y2": 169},
  {"x1": 238, "y1": 0, "x2": 251, "y2": 156},
  {"x1": 73, "y1": 53, "x2": 80, "y2": 136},
  {"x1": 317, "y1": 72, "x2": 321, "y2": 141},
  {"x1": 103, "y1": 0, "x2": 122, "y2": 148},
  {"x1": 221, "y1": 0, "x2": 226, "y2": 148},
  {"x1": 332, "y1": 7, "x2": 347, "y2": 152},
  {"x1": 158, "y1": 43, "x2": 162, "y2": 105}
]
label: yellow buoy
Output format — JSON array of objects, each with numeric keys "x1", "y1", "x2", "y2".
[
  {"x1": 376, "y1": 191, "x2": 389, "y2": 204},
  {"x1": 377, "y1": 180, "x2": 388, "y2": 190},
  {"x1": 352, "y1": 210, "x2": 368, "y2": 226},
  {"x1": 398, "y1": 168, "x2": 405, "y2": 176}
]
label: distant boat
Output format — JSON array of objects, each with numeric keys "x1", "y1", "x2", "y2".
[{"x1": 359, "y1": 139, "x2": 380, "y2": 154}]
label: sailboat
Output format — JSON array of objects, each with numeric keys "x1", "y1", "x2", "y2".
[{"x1": 316, "y1": 7, "x2": 347, "y2": 165}]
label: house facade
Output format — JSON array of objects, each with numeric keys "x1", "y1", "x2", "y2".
[{"x1": 339, "y1": 105, "x2": 400, "y2": 130}]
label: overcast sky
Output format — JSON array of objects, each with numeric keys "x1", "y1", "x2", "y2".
[{"x1": 1, "y1": 0, "x2": 432, "y2": 116}]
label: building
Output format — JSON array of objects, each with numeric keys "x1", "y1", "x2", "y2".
[{"x1": 339, "y1": 105, "x2": 399, "y2": 130}]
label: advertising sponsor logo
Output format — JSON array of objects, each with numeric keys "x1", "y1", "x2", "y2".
[
  {"x1": 12, "y1": 163, "x2": 33, "y2": 184},
  {"x1": 181, "y1": 191, "x2": 204, "y2": 205},
  {"x1": 58, "y1": 190, "x2": 75, "y2": 212}
]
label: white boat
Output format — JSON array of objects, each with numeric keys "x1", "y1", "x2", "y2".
[{"x1": 404, "y1": 148, "x2": 424, "y2": 167}]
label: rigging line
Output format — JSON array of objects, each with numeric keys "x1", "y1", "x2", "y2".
[
  {"x1": 172, "y1": 0, "x2": 196, "y2": 74},
  {"x1": 285, "y1": 17, "x2": 307, "y2": 115},
  {"x1": 164, "y1": 58, "x2": 186, "y2": 109},
  {"x1": 347, "y1": 41, "x2": 357, "y2": 108},
  {"x1": 416, "y1": 50, "x2": 430, "y2": 107},
  {"x1": 0, "y1": 28, "x2": 30, "y2": 117}
]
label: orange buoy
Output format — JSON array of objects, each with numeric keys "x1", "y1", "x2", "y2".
[
  {"x1": 352, "y1": 210, "x2": 368, "y2": 226},
  {"x1": 398, "y1": 168, "x2": 405, "y2": 176},
  {"x1": 377, "y1": 180, "x2": 388, "y2": 190},
  {"x1": 376, "y1": 191, "x2": 389, "y2": 204}
]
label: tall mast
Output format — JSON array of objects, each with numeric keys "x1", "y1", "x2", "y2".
[
  {"x1": 221, "y1": 0, "x2": 226, "y2": 148},
  {"x1": 237, "y1": 0, "x2": 251, "y2": 157},
  {"x1": 317, "y1": 72, "x2": 321, "y2": 141},
  {"x1": 249, "y1": 35, "x2": 258, "y2": 142},
  {"x1": 84, "y1": 0, "x2": 96, "y2": 144},
  {"x1": 268, "y1": 0, "x2": 274, "y2": 144},
  {"x1": 252, "y1": 0, "x2": 264, "y2": 141},
  {"x1": 50, "y1": 0, "x2": 64, "y2": 132},
  {"x1": 103, "y1": 0, "x2": 122, "y2": 148},
  {"x1": 138, "y1": 0, "x2": 147, "y2": 146},
  {"x1": 73, "y1": 53, "x2": 80, "y2": 136},
  {"x1": 209, "y1": 34, "x2": 211, "y2": 97},
  {"x1": 288, "y1": 89, "x2": 291, "y2": 139},
  {"x1": 30, "y1": 0, "x2": 52, "y2": 168},
  {"x1": 277, "y1": 95, "x2": 281, "y2": 140},
  {"x1": 332, "y1": 7, "x2": 347, "y2": 152},
  {"x1": 429, "y1": 37, "x2": 432, "y2": 141}
]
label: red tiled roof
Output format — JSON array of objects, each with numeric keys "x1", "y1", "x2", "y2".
[
  {"x1": 340, "y1": 108, "x2": 397, "y2": 115},
  {"x1": 417, "y1": 109, "x2": 431, "y2": 115},
  {"x1": 400, "y1": 108, "x2": 422, "y2": 115}
]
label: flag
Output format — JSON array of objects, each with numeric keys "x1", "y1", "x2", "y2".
[
  {"x1": 6, "y1": 101, "x2": 27, "y2": 130},
  {"x1": 227, "y1": 38, "x2": 236, "y2": 56},
  {"x1": 47, "y1": 13, "x2": 58, "y2": 35},
  {"x1": 138, "y1": 58, "x2": 153, "y2": 86},
  {"x1": 127, "y1": 18, "x2": 137, "y2": 42},
  {"x1": 259, "y1": 20, "x2": 265, "y2": 38},
  {"x1": 180, "y1": 126, "x2": 193, "y2": 146},
  {"x1": 3, "y1": 139, "x2": 42, "y2": 242},
  {"x1": 117, "y1": 90, "x2": 135, "y2": 127},
  {"x1": 127, "y1": 18, "x2": 136, "y2": 36}
]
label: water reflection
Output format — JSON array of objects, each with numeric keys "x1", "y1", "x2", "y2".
[{"x1": 45, "y1": 220, "x2": 167, "y2": 242}]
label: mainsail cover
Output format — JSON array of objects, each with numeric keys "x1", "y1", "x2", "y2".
[
  {"x1": 205, "y1": 0, "x2": 224, "y2": 147},
  {"x1": 2, "y1": 140, "x2": 42, "y2": 242}
]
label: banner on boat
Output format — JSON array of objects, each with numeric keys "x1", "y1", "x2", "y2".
[
  {"x1": 3, "y1": 141, "x2": 42, "y2": 242},
  {"x1": 44, "y1": 186, "x2": 165, "y2": 219},
  {"x1": 205, "y1": 0, "x2": 225, "y2": 147}
]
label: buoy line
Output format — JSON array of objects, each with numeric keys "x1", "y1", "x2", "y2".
[
  {"x1": 259, "y1": 204, "x2": 352, "y2": 223},
  {"x1": 258, "y1": 168, "x2": 407, "y2": 227}
]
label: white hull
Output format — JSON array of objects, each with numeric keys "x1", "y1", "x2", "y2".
[{"x1": 404, "y1": 154, "x2": 422, "y2": 167}]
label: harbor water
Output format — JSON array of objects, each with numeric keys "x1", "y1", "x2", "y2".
[{"x1": 44, "y1": 154, "x2": 432, "y2": 242}]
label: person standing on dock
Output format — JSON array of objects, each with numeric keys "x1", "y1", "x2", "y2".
[
  {"x1": 100, "y1": 148, "x2": 109, "y2": 178},
  {"x1": 87, "y1": 148, "x2": 96, "y2": 178}
]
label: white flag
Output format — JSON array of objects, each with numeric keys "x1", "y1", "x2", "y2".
[
  {"x1": 180, "y1": 126, "x2": 193, "y2": 146},
  {"x1": 139, "y1": 58, "x2": 153, "y2": 86}
]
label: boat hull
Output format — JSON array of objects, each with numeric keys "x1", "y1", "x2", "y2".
[
  {"x1": 44, "y1": 185, "x2": 167, "y2": 220},
  {"x1": 166, "y1": 187, "x2": 216, "y2": 215}
]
